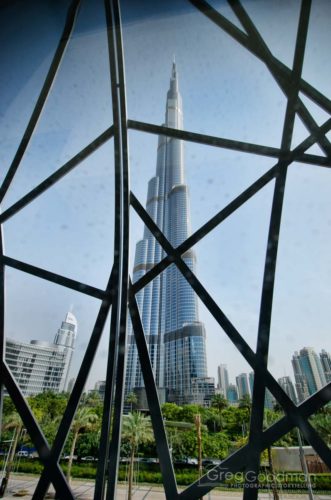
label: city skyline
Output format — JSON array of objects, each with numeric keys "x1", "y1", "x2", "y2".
[
  {"x1": 1, "y1": 0, "x2": 330, "y2": 391},
  {"x1": 217, "y1": 345, "x2": 331, "y2": 406}
]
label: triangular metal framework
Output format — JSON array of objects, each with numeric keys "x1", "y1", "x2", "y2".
[{"x1": 0, "y1": 0, "x2": 330, "y2": 498}]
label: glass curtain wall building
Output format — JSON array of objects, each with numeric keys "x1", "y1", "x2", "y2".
[
  {"x1": 292, "y1": 347, "x2": 327, "y2": 400},
  {"x1": 319, "y1": 350, "x2": 331, "y2": 383},
  {"x1": 217, "y1": 363, "x2": 229, "y2": 396},
  {"x1": 278, "y1": 376, "x2": 297, "y2": 404},
  {"x1": 125, "y1": 63, "x2": 208, "y2": 405}
]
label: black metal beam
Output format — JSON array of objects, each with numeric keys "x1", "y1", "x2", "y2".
[
  {"x1": 190, "y1": 0, "x2": 331, "y2": 115},
  {"x1": 0, "y1": 0, "x2": 82, "y2": 205},
  {"x1": 132, "y1": 117, "x2": 331, "y2": 300},
  {"x1": 105, "y1": 0, "x2": 130, "y2": 497},
  {"x1": 2, "y1": 362, "x2": 75, "y2": 499},
  {"x1": 32, "y1": 271, "x2": 114, "y2": 499},
  {"x1": 130, "y1": 193, "x2": 331, "y2": 469},
  {"x1": 0, "y1": 126, "x2": 114, "y2": 225},
  {"x1": 128, "y1": 120, "x2": 281, "y2": 158},
  {"x1": 128, "y1": 119, "x2": 331, "y2": 168},
  {"x1": 94, "y1": 1, "x2": 130, "y2": 499},
  {"x1": 190, "y1": 0, "x2": 331, "y2": 156},
  {"x1": 179, "y1": 383, "x2": 331, "y2": 499},
  {"x1": 129, "y1": 282, "x2": 178, "y2": 500},
  {"x1": 1, "y1": 255, "x2": 109, "y2": 301},
  {"x1": 244, "y1": 2, "x2": 311, "y2": 497},
  {"x1": 228, "y1": 0, "x2": 331, "y2": 159}
]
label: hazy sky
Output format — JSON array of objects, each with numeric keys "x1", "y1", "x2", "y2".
[{"x1": 1, "y1": 0, "x2": 330, "y2": 393}]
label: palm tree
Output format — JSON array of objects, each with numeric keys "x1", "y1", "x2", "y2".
[
  {"x1": 211, "y1": 394, "x2": 228, "y2": 413},
  {"x1": 0, "y1": 412, "x2": 23, "y2": 497},
  {"x1": 121, "y1": 412, "x2": 153, "y2": 500},
  {"x1": 126, "y1": 392, "x2": 138, "y2": 412},
  {"x1": 66, "y1": 407, "x2": 98, "y2": 482},
  {"x1": 238, "y1": 394, "x2": 252, "y2": 410}
]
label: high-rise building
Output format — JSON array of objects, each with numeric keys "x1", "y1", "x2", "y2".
[
  {"x1": 249, "y1": 371, "x2": 275, "y2": 409},
  {"x1": 291, "y1": 351, "x2": 309, "y2": 402},
  {"x1": 217, "y1": 364, "x2": 229, "y2": 397},
  {"x1": 236, "y1": 373, "x2": 250, "y2": 399},
  {"x1": 226, "y1": 384, "x2": 239, "y2": 404},
  {"x1": 94, "y1": 380, "x2": 106, "y2": 401},
  {"x1": 292, "y1": 347, "x2": 326, "y2": 401},
  {"x1": 53, "y1": 312, "x2": 77, "y2": 390},
  {"x1": 278, "y1": 376, "x2": 297, "y2": 404},
  {"x1": 248, "y1": 372, "x2": 254, "y2": 396},
  {"x1": 191, "y1": 377, "x2": 215, "y2": 407},
  {"x1": 5, "y1": 312, "x2": 77, "y2": 396},
  {"x1": 125, "y1": 63, "x2": 208, "y2": 405},
  {"x1": 320, "y1": 349, "x2": 331, "y2": 383}
]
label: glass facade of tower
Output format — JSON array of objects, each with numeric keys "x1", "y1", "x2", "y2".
[
  {"x1": 236, "y1": 372, "x2": 250, "y2": 399},
  {"x1": 278, "y1": 376, "x2": 297, "y2": 404},
  {"x1": 320, "y1": 350, "x2": 331, "y2": 383},
  {"x1": 298, "y1": 347, "x2": 326, "y2": 394},
  {"x1": 217, "y1": 364, "x2": 229, "y2": 396},
  {"x1": 125, "y1": 64, "x2": 208, "y2": 404},
  {"x1": 292, "y1": 347, "x2": 327, "y2": 401}
]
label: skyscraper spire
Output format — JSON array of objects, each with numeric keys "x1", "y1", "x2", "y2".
[
  {"x1": 172, "y1": 58, "x2": 176, "y2": 78},
  {"x1": 167, "y1": 60, "x2": 180, "y2": 104},
  {"x1": 125, "y1": 62, "x2": 208, "y2": 406}
]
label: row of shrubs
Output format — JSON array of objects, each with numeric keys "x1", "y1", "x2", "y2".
[
  {"x1": 4, "y1": 460, "x2": 331, "y2": 490},
  {"x1": 0, "y1": 460, "x2": 195, "y2": 485}
]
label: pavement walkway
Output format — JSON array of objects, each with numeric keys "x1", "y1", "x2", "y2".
[{"x1": 1, "y1": 475, "x2": 331, "y2": 499}]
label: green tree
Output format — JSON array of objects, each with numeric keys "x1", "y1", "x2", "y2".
[
  {"x1": 76, "y1": 429, "x2": 101, "y2": 458},
  {"x1": 203, "y1": 410, "x2": 226, "y2": 432},
  {"x1": 311, "y1": 413, "x2": 331, "y2": 445},
  {"x1": 238, "y1": 394, "x2": 251, "y2": 410},
  {"x1": 211, "y1": 394, "x2": 228, "y2": 413},
  {"x1": 165, "y1": 427, "x2": 186, "y2": 459},
  {"x1": 161, "y1": 402, "x2": 181, "y2": 421},
  {"x1": 2, "y1": 397, "x2": 15, "y2": 418},
  {"x1": 177, "y1": 429, "x2": 197, "y2": 457},
  {"x1": 221, "y1": 406, "x2": 248, "y2": 440},
  {"x1": 178, "y1": 404, "x2": 205, "y2": 423},
  {"x1": 66, "y1": 407, "x2": 99, "y2": 482},
  {"x1": 83, "y1": 391, "x2": 102, "y2": 405},
  {"x1": 28, "y1": 391, "x2": 68, "y2": 423},
  {"x1": 202, "y1": 432, "x2": 230, "y2": 458},
  {"x1": 0, "y1": 412, "x2": 23, "y2": 497},
  {"x1": 24, "y1": 392, "x2": 68, "y2": 447},
  {"x1": 121, "y1": 412, "x2": 153, "y2": 500},
  {"x1": 126, "y1": 392, "x2": 138, "y2": 412}
]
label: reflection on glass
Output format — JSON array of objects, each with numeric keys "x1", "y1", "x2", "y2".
[{"x1": 1, "y1": 0, "x2": 330, "y2": 496}]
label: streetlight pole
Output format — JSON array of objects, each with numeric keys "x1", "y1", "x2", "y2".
[{"x1": 297, "y1": 429, "x2": 314, "y2": 500}]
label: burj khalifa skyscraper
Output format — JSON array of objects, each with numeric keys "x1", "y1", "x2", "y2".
[{"x1": 125, "y1": 63, "x2": 208, "y2": 405}]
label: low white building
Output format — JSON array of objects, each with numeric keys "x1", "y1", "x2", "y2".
[
  {"x1": 272, "y1": 446, "x2": 329, "y2": 473},
  {"x1": 5, "y1": 312, "x2": 77, "y2": 396}
]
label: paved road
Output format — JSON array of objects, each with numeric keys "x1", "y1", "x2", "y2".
[{"x1": 2, "y1": 475, "x2": 331, "y2": 499}]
